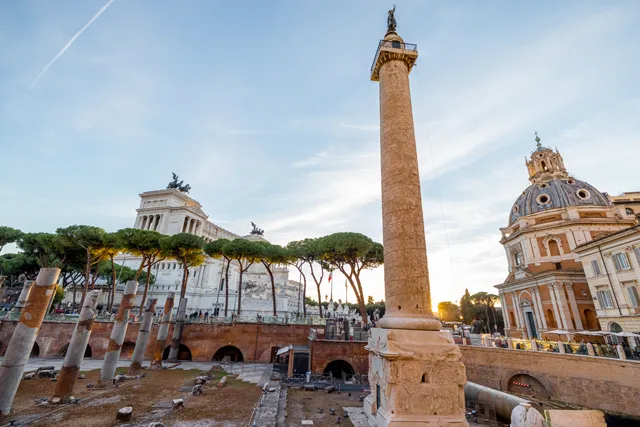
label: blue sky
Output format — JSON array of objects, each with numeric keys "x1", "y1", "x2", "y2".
[{"x1": 1, "y1": 0, "x2": 639, "y2": 308}]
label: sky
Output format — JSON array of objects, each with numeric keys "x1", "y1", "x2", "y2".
[{"x1": 1, "y1": 0, "x2": 640, "y2": 310}]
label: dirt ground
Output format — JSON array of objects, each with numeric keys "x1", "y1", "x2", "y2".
[
  {"x1": 286, "y1": 387, "x2": 364, "y2": 427},
  {"x1": 6, "y1": 367, "x2": 260, "y2": 427}
]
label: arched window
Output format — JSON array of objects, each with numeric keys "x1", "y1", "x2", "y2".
[
  {"x1": 514, "y1": 251, "x2": 523, "y2": 266},
  {"x1": 626, "y1": 207, "x2": 635, "y2": 216},
  {"x1": 548, "y1": 240, "x2": 561, "y2": 257},
  {"x1": 541, "y1": 161, "x2": 548, "y2": 171}
]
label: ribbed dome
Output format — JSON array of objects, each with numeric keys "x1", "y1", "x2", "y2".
[{"x1": 509, "y1": 178, "x2": 611, "y2": 225}]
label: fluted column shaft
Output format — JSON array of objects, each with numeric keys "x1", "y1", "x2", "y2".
[{"x1": 376, "y1": 57, "x2": 437, "y2": 331}]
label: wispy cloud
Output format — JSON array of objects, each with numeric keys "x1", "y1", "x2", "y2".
[{"x1": 30, "y1": 0, "x2": 115, "y2": 88}]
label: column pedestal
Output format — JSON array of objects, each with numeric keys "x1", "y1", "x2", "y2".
[{"x1": 364, "y1": 328, "x2": 468, "y2": 427}]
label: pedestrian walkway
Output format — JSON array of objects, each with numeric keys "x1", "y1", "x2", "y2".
[
  {"x1": 344, "y1": 407, "x2": 375, "y2": 426},
  {"x1": 215, "y1": 362, "x2": 272, "y2": 386}
]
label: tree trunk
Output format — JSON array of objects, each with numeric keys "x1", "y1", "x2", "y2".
[
  {"x1": 237, "y1": 265, "x2": 244, "y2": 315},
  {"x1": 224, "y1": 259, "x2": 230, "y2": 316},
  {"x1": 134, "y1": 256, "x2": 146, "y2": 282},
  {"x1": 109, "y1": 256, "x2": 117, "y2": 312},
  {"x1": 180, "y1": 264, "x2": 189, "y2": 300},
  {"x1": 81, "y1": 250, "x2": 91, "y2": 307},
  {"x1": 309, "y1": 265, "x2": 323, "y2": 318},
  {"x1": 294, "y1": 264, "x2": 307, "y2": 317},
  {"x1": 345, "y1": 272, "x2": 367, "y2": 325},
  {"x1": 263, "y1": 262, "x2": 277, "y2": 316},
  {"x1": 139, "y1": 263, "x2": 153, "y2": 315}
]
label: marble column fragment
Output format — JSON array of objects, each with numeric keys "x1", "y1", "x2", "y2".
[
  {"x1": 53, "y1": 290, "x2": 101, "y2": 400},
  {"x1": 150, "y1": 293, "x2": 175, "y2": 369},
  {"x1": 100, "y1": 281, "x2": 137, "y2": 382},
  {"x1": 167, "y1": 297, "x2": 187, "y2": 361},
  {"x1": 13, "y1": 280, "x2": 34, "y2": 312},
  {"x1": 128, "y1": 298, "x2": 157, "y2": 375},
  {"x1": 0, "y1": 268, "x2": 59, "y2": 415}
]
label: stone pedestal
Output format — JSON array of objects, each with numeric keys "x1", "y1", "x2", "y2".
[{"x1": 364, "y1": 328, "x2": 468, "y2": 426}]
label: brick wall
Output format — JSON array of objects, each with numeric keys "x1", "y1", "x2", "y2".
[
  {"x1": 460, "y1": 345, "x2": 640, "y2": 417},
  {"x1": 310, "y1": 339, "x2": 369, "y2": 374},
  {"x1": 0, "y1": 320, "x2": 311, "y2": 363}
]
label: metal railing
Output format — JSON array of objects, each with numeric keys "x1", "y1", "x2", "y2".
[
  {"x1": 1, "y1": 311, "x2": 327, "y2": 326},
  {"x1": 371, "y1": 39, "x2": 418, "y2": 72},
  {"x1": 462, "y1": 337, "x2": 631, "y2": 361}
]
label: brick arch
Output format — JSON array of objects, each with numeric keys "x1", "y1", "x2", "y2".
[
  {"x1": 506, "y1": 373, "x2": 550, "y2": 398},
  {"x1": 500, "y1": 369, "x2": 552, "y2": 398},
  {"x1": 322, "y1": 359, "x2": 356, "y2": 378}
]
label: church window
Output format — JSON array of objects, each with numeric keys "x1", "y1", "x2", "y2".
[
  {"x1": 537, "y1": 194, "x2": 550, "y2": 205},
  {"x1": 567, "y1": 179, "x2": 575, "y2": 184},
  {"x1": 541, "y1": 161, "x2": 548, "y2": 171},
  {"x1": 514, "y1": 251, "x2": 523, "y2": 266},
  {"x1": 590, "y1": 260, "x2": 601, "y2": 276},
  {"x1": 512, "y1": 205, "x2": 519, "y2": 215},
  {"x1": 548, "y1": 240, "x2": 561, "y2": 257},
  {"x1": 626, "y1": 208, "x2": 634, "y2": 215},
  {"x1": 576, "y1": 189, "x2": 591, "y2": 200},
  {"x1": 613, "y1": 252, "x2": 631, "y2": 271}
]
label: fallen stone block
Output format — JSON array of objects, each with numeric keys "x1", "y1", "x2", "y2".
[
  {"x1": 148, "y1": 423, "x2": 166, "y2": 427},
  {"x1": 50, "y1": 397, "x2": 61, "y2": 404},
  {"x1": 78, "y1": 373, "x2": 86, "y2": 379},
  {"x1": 23, "y1": 372, "x2": 36, "y2": 380},
  {"x1": 172, "y1": 398, "x2": 184, "y2": 410},
  {"x1": 301, "y1": 420, "x2": 314, "y2": 425},
  {"x1": 217, "y1": 376, "x2": 228, "y2": 389},
  {"x1": 324, "y1": 385, "x2": 336, "y2": 393},
  {"x1": 36, "y1": 366, "x2": 55, "y2": 374},
  {"x1": 304, "y1": 384, "x2": 315, "y2": 391},
  {"x1": 116, "y1": 406, "x2": 133, "y2": 422},
  {"x1": 38, "y1": 370, "x2": 56, "y2": 378},
  {"x1": 194, "y1": 375, "x2": 209, "y2": 385},
  {"x1": 193, "y1": 385, "x2": 203, "y2": 396}
]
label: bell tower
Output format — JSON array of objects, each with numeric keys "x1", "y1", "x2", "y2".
[{"x1": 526, "y1": 133, "x2": 569, "y2": 184}]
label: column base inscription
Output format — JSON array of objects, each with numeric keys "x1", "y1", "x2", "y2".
[{"x1": 364, "y1": 328, "x2": 468, "y2": 427}]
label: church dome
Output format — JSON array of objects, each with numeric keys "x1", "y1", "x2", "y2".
[{"x1": 509, "y1": 178, "x2": 611, "y2": 225}]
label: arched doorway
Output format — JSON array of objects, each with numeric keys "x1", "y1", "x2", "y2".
[
  {"x1": 583, "y1": 309, "x2": 597, "y2": 330},
  {"x1": 162, "y1": 344, "x2": 193, "y2": 361},
  {"x1": 31, "y1": 342, "x2": 40, "y2": 357},
  {"x1": 212, "y1": 346, "x2": 243, "y2": 363},
  {"x1": 507, "y1": 374, "x2": 549, "y2": 398},
  {"x1": 270, "y1": 346, "x2": 281, "y2": 363},
  {"x1": 58, "y1": 343, "x2": 92, "y2": 358},
  {"x1": 323, "y1": 360, "x2": 355, "y2": 381},
  {"x1": 120, "y1": 342, "x2": 136, "y2": 359},
  {"x1": 162, "y1": 344, "x2": 192, "y2": 361}
]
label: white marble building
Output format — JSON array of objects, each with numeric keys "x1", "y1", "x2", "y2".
[{"x1": 69, "y1": 186, "x2": 308, "y2": 317}]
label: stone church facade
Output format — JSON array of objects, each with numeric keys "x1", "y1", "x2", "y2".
[{"x1": 496, "y1": 136, "x2": 637, "y2": 339}]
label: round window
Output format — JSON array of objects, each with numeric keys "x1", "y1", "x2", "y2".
[
  {"x1": 539, "y1": 183, "x2": 548, "y2": 188},
  {"x1": 576, "y1": 189, "x2": 591, "y2": 200},
  {"x1": 512, "y1": 205, "x2": 519, "y2": 215},
  {"x1": 567, "y1": 179, "x2": 575, "y2": 185},
  {"x1": 537, "y1": 194, "x2": 550, "y2": 205}
]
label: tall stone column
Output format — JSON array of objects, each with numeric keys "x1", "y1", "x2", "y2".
[
  {"x1": 553, "y1": 284, "x2": 572, "y2": 330},
  {"x1": 128, "y1": 298, "x2": 157, "y2": 375},
  {"x1": 167, "y1": 297, "x2": 187, "y2": 361},
  {"x1": 0, "y1": 268, "x2": 59, "y2": 415},
  {"x1": 365, "y1": 16, "x2": 467, "y2": 426},
  {"x1": 150, "y1": 293, "x2": 175, "y2": 369},
  {"x1": 100, "y1": 281, "x2": 137, "y2": 382},
  {"x1": 13, "y1": 280, "x2": 34, "y2": 312},
  {"x1": 53, "y1": 290, "x2": 101, "y2": 401}
]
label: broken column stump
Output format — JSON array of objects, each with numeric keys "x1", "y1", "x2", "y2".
[{"x1": 116, "y1": 406, "x2": 133, "y2": 422}]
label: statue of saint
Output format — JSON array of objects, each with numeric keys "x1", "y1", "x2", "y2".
[{"x1": 387, "y1": 5, "x2": 397, "y2": 32}]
